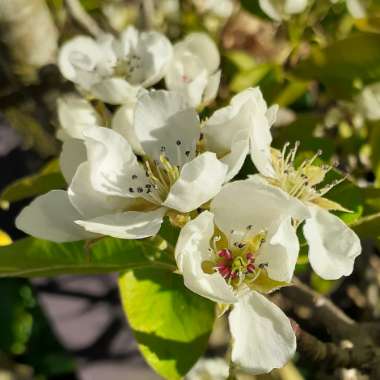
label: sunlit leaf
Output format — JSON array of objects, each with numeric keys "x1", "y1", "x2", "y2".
[
  {"x1": 0, "y1": 237, "x2": 175, "y2": 278},
  {"x1": 119, "y1": 268, "x2": 215, "y2": 380},
  {"x1": 0, "y1": 159, "x2": 65, "y2": 208}
]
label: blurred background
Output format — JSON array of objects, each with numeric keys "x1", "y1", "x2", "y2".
[{"x1": 1, "y1": 0, "x2": 380, "y2": 379}]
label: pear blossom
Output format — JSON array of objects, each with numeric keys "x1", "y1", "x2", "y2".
[
  {"x1": 192, "y1": 0, "x2": 234, "y2": 18},
  {"x1": 58, "y1": 26, "x2": 172, "y2": 105},
  {"x1": 176, "y1": 180, "x2": 308, "y2": 373},
  {"x1": 258, "y1": 0, "x2": 309, "y2": 21},
  {"x1": 165, "y1": 32, "x2": 221, "y2": 108},
  {"x1": 249, "y1": 111, "x2": 361, "y2": 279},
  {"x1": 186, "y1": 358, "x2": 229, "y2": 380},
  {"x1": 56, "y1": 94, "x2": 102, "y2": 141},
  {"x1": 355, "y1": 82, "x2": 380, "y2": 121},
  {"x1": 16, "y1": 91, "x2": 227, "y2": 242},
  {"x1": 346, "y1": 0, "x2": 367, "y2": 18},
  {"x1": 202, "y1": 87, "x2": 278, "y2": 181},
  {"x1": 330, "y1": 0, "x2": 367, "y2": 18}
]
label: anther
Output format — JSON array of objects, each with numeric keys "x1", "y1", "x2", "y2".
[{"x1": 132, "y1": 174, "x2": 138, "y2": 180}]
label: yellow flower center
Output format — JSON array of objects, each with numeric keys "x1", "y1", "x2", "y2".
[
  {"x1": 202, "y1": 226, "x2": 268, "y2": 289},
  {"x1": 266, "y1": 142, "x2": 345, "y2": 209}
]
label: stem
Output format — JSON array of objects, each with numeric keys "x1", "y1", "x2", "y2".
[
  {"x1": 65, "y1": 0, "x2": 102, "y2": 37},
  {"x1": 141, "y1": 0, "x2": 155, "y2": 30}
]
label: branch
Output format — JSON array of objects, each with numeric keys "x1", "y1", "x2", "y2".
[
  {"x1": 292, "y1": 322, "x2": 378, "y2": 373},
  {"x1": 65, "y1": 0, "x2": 102, "y2": 37},
  {"x1": 283, "y1": 277, "x2": 356, "y2": 338}
]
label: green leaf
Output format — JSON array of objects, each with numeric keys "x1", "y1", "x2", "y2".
[
  {"x1": 293, "y1": 33, "x2": 380, "y2": 98},
  {"x1": 0, "y1": 159, "x2": 66, "y2": 208},
  {"x1": 310, "y1": 272, "x2": 340, "y2": 295},
  {"x1": 273, "y1": 80, "x2": 309, "y2": 107},
  {"x1": 361, "y1": 187, "x2": 380, "y2": 215},
  {"x1": 0, "y1": 237, "x2": 175, "y2": 278},
  {"x1": 119, "y1": 269, "x2": 215, "y2": 380},
  {"x1": 223, "y1": 50, "x2": 256, "y2": 72},
  {"x1": 273, "y1": 114, "x2": 334, "y2": 158},
  {"x1": 5, "y1": 108, "x2": 59, "y2": 158},
  {"x1": 350, "y1": 212, "x2": 380, "y2": 239},
  {"x1": 230, "y1": 64, "x2": 272, "y2": 93},
  {"x1": 326, "y1": 177, "x2": 364, "y2": 224}
]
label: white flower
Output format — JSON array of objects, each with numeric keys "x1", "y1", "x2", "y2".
[
  {"x1": 259, "y1": 0, "x2": 309, "y2": 21},
  {"x1": 176, "y1": 180, "x2": 307, "y2": 373},
  {"x1": 345, "y1": 0, "x2": 367, "y2": 18},
  {"x1": 56, "y1": 94, "x2": 102, "y2": 141},
  {"x1": 355, "y1": 82, "x2": 380, "y2": 121},
  {"x1": 186, "y1": 358, "x2": 229, "y2": 380},
  {"x1": 165, "y1": 32, "x2": 221, "y2": 108},
  {"x1": 16, "y1": 91, "x2": 228, "y2": 242},
  {"x1": 58, "y1": 26, "x2": 172, "y2": 105},
  {"x1": 202, "y1": 87, "x2": 278, "y2": 181},
  {"x1": 192, "y1": 0, "x2": 234, "y2": 18},
  {"x1": 330, "y1": 0, "x2": 367, "y2": 18},
  {"x1": 250, "y1": 124, "x2": 362, "y2": 279}
]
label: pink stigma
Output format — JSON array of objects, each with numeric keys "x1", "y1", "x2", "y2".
[{"x1": 218, "y1": 249, "x2": 232, "y2": 259}]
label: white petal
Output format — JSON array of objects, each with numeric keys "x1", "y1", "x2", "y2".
[
  {"x1": 91, "y1": 78, "x2": 142, "y2": 105},
  {"x1": 175, "y1": 211, "x2": 237, "y2": 303},
  {"x1": 202, "y1": 91, "x2": 252, "y2": 155},
  {"x1": 75, "y1": 207, "x2": 166, "y2": 239},
  {"x1": 15, "y1": 190, "x2": 95, "y2": 242},
  {"x1": 356, "y1": 83, "x2": 380, "y2": 121},
  {"x1": 134, "y1": 90, "x2": 200, "y2": 166},
  {"x1": 178, "y1": 33, "x2": 220, "y2": 74},
  {"x1": 211, "y1": 178, "x2": 309, "y2": 239},
  {"x1": 347, "y1": 0, "x2": 367, "y2": 18},
  {"x1": 249, "y1": 98, "x2": 276, "y2": 178},
  {"x1": 111, "y1": 104, "x2": 144, "y2": 155},
  {"x1": 180, "y1": 71, "x2": 208, "y2": 108},
  {"x1": 58, "y1": 36, "x2": 102, "y2": 89},
  {"x1": 229, "y1": 291, "x2": 296, "y2": 374},
  {"x1": 256, "y1": 217, "x2": 299, "y2": 282},
  {"x1": 284, "y1": 0, "x2": 308, "y2": 14},
  {"x1": 83, "y1": 126, "x2": 147, "y2": 197},
  {"x1": 203, "y1": 87, "x2": 272, "y2": 176},
  {"x1": 303, "y1": 205, "x2": 361, "y2": 280},
  {"x1": 266, "y1": 104, "x2": 279, "y2": 127},
  {"x1": 220, "y1": 131, "x2": 249, "y2": 182},
  {"x1": 163, "y1": 152, "x2": 228, "y2": 213},
  {"x1": 57, "y1": 94, "x2": 101, "y2": 141},
  {"x1": 138, "y1": 31, "x2": 173, "y2": 87},
  {"x1": 68, "y1": 162, "x2": 129, "y2": 219},
  {"x1": 202, "y1": 70, "x2": 221, "y2": 105},
  {"x1": 259, "y1": 0, "x2": 282, "y2": 20},
  {"x1": 165, "y1": 44, "x2": 215, "y2": 107},
  {"x1": 59, "y1": 139, "x2": 87, "y2": 184},
  {"x1": 118, "y1": 27, "x2": 172, "y2": 88}
]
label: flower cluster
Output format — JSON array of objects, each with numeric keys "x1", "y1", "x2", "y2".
[
  {"x1": 16, "y1": 25, "x2": 361, "y2": 375},
  {"x1": 259, "y1": 0, "x2": 367, "y2": 20}
]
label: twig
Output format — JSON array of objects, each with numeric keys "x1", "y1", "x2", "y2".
[
  {"x1": 292, "y1": 321, "x2": 377, "y2": 372},
  {"x1": 141, "y1": 0, "x2": 155, "y2": 30},
  {"x1": 283, "y1": 277, "x2": 356, "y2": 338},
  {"x1": 65, "y1": 0, "x2": 102, "y2": 37}
]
